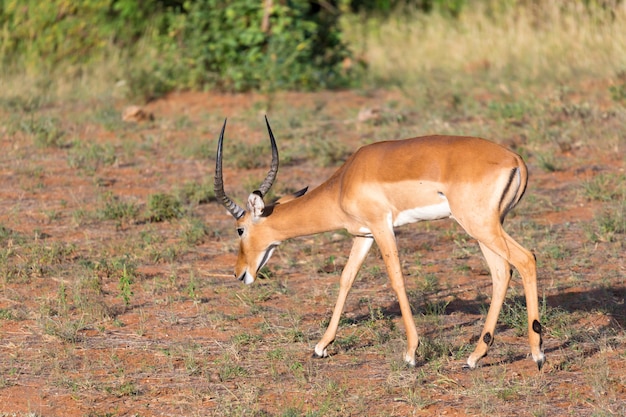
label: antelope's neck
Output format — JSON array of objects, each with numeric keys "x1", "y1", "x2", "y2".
[{"x1": 267, "y1": 180, "x2": 345, "y2": 241}]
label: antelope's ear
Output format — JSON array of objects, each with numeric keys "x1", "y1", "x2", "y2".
[
  {"x1": 293, "y1": 186, "x2": 308, "y2": 198},
  {"x1": 275, "y1": 186, "x2": 309, "y2": 205},
  {"x1": 247, "y1": 191, "x2": 265, "y2": 219}
]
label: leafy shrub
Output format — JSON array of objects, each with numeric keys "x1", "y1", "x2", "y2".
[
  {"x1": 0, "y1": 0, "x2": 352, "y2": 94},
  {"x1": 348, "y1": 0, "x2": 466, "y2": 17},
  {"x1": 151, "y1": 0, "x2": 352, "y2": 92}
]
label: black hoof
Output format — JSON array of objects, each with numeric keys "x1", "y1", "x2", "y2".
[{"x1": 536, "y1": 358, "x2": 546, "y2": 371}]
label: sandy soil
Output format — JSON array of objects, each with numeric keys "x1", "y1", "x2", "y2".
[{"x1": 0, "y1": 88, "x2": 624, "y2": 416}]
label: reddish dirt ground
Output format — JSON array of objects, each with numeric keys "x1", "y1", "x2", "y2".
[{"x1": 0, "y1": 88, "x2": 624, "y2": 416}]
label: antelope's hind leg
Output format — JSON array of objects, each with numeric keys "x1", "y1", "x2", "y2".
[
  {"x1": 467, "y1": 231, "x2": 545, "y2": 370},
  {"x1": 499, "y1": 231, "x2": 545, "y2": 370},
  {"x1": 465, "y1": 243, "x2": 512, "y2": 369}
]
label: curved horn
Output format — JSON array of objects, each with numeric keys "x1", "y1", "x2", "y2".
[
  {"x1": 258, "y1": 115, "x2": 279, "y2": 197},
  {"x1": 214, "y1": 119, "x2": 245, "y2": 220}
]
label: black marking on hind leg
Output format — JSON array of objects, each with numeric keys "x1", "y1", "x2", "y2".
[
  {"x1": 483, "y1": 332, "x2": 493, "y2": 346},
  {"x1": 532, "y1": 320, "x2": 542, "y2": 334}
]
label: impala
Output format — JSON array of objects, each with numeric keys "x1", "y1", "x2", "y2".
[{"x1": 214, "y1": 117, "x2": 545, "y2": 370}]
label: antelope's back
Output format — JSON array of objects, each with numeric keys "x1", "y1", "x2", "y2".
[{"x1": 344, "y1": 135, "x2": 523, "y2": 184}]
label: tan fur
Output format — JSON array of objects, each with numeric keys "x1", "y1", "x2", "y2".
[{"x1": 223, "y1": 132, "x2": 544, "y2": 369}]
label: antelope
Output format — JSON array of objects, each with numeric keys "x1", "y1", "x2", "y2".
[{"x1": 214, "y1": 117, "x2": 545, "y2": 370}]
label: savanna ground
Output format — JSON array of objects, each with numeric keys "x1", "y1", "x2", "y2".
[{"x1": 1, "y1": 5, "x2": 626, "y2": 417}]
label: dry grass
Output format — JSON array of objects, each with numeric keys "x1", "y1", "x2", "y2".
[
  {"x1": 1, "y1": 84, "x2": 624, "y2": 415},
  {"x1": 346, "y1": 3, "x2": 626, "y2": 87}
]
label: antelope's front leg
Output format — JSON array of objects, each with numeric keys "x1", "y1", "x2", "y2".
[
  {"x1": 314, "y1": 237, "x2": 373, "y2": 359},
  {"x1": 373, "y1": 228, "x2": 419, "y2": 366}
]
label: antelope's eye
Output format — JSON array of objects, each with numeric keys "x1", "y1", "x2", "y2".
[{"x1": 237, "y1": 228, "x2": 244, "y2": 237}]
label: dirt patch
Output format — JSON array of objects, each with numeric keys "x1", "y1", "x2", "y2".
[{"x1": 0, "y1": 86, "x2": 625, "y2": 416}]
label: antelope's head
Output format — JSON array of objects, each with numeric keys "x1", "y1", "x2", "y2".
[{"x1": 214, "y1": 117, "x2": 306, "y2": 284}]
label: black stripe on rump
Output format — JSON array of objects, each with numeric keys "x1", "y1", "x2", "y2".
[{"x1": 498, "y1": 168, "x2": 518, "y2": 223}]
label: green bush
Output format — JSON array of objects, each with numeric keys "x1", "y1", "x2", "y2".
[
  {"x1": 150, "y1": 0, "x2": 351, "y2": 92},
  {"x1": 348, "y1": 0, "x2": 466, "y2": 17},
  {"x1": 0, "y1": 0, "x2": 167, "y2": 71},
  {"x1": 0, "y1": 0, "x2": 352, "y2": 94}
]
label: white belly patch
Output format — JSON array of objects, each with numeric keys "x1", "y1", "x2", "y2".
[
  {"x1": 358, "y1": 226, "x2": 372, "y2": 235},
  {"x1": 393, "y1": 200, "x2": 451, "y2": 227}
]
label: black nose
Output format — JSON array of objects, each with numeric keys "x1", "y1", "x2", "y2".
[{"x1": 237, "y1": 274, "x2": 244, "y2": 281}]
